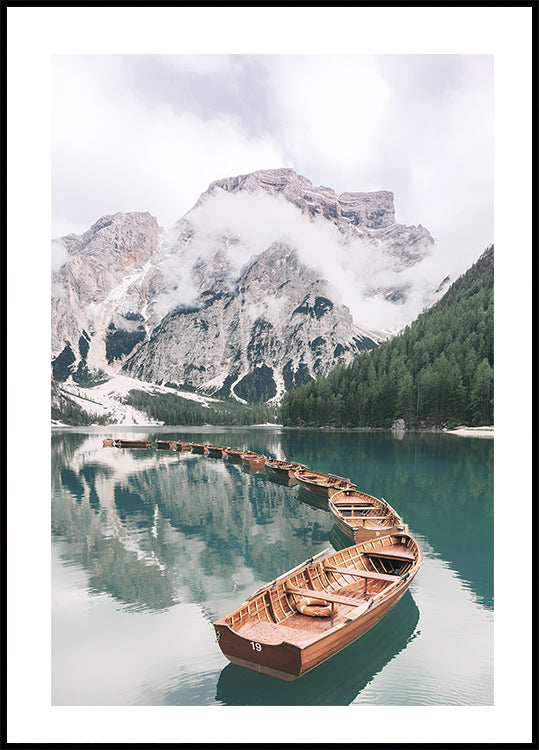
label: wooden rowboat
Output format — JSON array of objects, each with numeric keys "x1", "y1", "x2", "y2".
[
  {"x1": 329, "y1": 489, "x2": 407, "y2": 544},
  {"x1": 265, "y1": 459, "x2": 306, "y2": 479},
  {"x1": 293, "y1": 469, "x2": 356, "y2": 499},
  {"x1": 241, "y1": 451, "x2": 266, "y2": 468},
  {"x1": 223, "y1": 447, "x2": 244, "y2": 463},
  {"x1": 155, "y1": 439, "x2": 177, "y2": 450},
  {"x1": 174, "y1": 441, "x2": 192, "y2": 451},
  {"x1": 206, "y1": 444, "x2": 226, "y2": 458},
  {"x1": 114, "y1": 439, "x2": 151, "y2": 449},
  {"x1": 214, "y1": 531, "x2": 422, "y2": 681},
  {"x1": 103, "y1": 438, "x2": 114, "y2": 447},
  {"x1": 190, "y1": 442, "x2": 208, "y2": 455}
]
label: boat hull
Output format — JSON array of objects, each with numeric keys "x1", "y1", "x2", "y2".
[
  {"x1": 265, "y1": 461, "x2": 305, "y2": 479},
  {"x1": 174, "y1": 441, "x2": 192, "y2": 452},
  {"x1": 295, "y1": 477, "x2": 333, "y2": 498},
  {"x1": 155, "y1": 440, "x2": 176, "y2": 450},
  {"x1": 190, "y1": 443, "x2": 207, "y2": 455},
  {"x1": 215, "y1": 627, "x2": 302, "y2": 681},
  {"x1": 224, "y1": 448, "x2": 243, "y2": 463},
  {"x1": 214, "y1": 532, "x2": 422, "y2": 681},
  {"x1": 215, "y1": 568, "x2": 418, "y2": 681},
  {"x1": 294, "y1": 470, "x2": 356, "y2": 499},
  {"x1": 115, "y1": 440, "x2": 151, "y2": 448},
  {"x1": 241, "y1": 452, "x2": 266, "y2": 468},
  {"x1": 331, "y1": 515, "x2": 406, "y2": 544},
  {"x1": 206, "y1": 446, "x2": 225, "y2": 458},
  {"x1": 329, "y1": 490, "x2": 406, "y2": 544}
]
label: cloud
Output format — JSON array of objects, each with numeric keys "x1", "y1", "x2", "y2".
[
  {"x1": 158, "y1": 187, "x2": 451, "y2": 331},
  {"x1": 260, "y1": 54, "x2": 493, "y2": 274},
  {"x1": 51, "y1": 56, "x2": 286, "y2": 238},
  {"x1": 51, "y1": 238, "x2": 69, "y2": 274},
  {"x1": 262, "y1": 55, "x2": 393, "y2": 183},
  {"x1": 51, "y1": 52, "x2": 493, "y2": 325}
]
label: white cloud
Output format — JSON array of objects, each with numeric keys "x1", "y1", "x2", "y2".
[
  {"x1": 162, "y1": 54, "x2": 234, "y2": 76},
  {"x1": 263, "y1": 55, "x2": 392, "y2": 180},
  {"x1": 50, "y1": 52, "x2": 494, "y2": 326},
  {"x1": 51, "y1": 56, "x2": 286, "y2": 238},
  {"x1": 160, "y1": 188, "x2": 450, "y2": 330},
  {"x1": 51, "y1": 238, "x2": 69, "y2": 274}
]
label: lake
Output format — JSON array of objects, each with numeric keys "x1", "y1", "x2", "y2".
[{"x1": 51, "y1": 426, "x2": 493, "y2": 707}]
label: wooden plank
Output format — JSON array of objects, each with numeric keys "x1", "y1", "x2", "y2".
[
  {"x1": 323, "y1": 565, "x2": 398, "y2": 582},
  {"x1": 284, "y1": 585, "x2": 360, "y2": 607},
  {"x1": 331, "y1": 497, "x2": 381, "y2": 508},
  {"x1": 364, "y1": 546, "x2": 414, "y2": 561}
]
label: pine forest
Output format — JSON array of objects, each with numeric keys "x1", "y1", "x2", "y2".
[{"x1": 280, "y1": 245, "x2": 494, "y2": 429}]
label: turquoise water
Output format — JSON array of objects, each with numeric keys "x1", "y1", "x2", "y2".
[{"x1": 51, "y1": 427, "x2": 493, "y2": 706}]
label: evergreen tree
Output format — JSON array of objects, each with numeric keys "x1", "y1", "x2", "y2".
[{"x1": 281, "y1": 245, "x2": 494, "y2": 428}]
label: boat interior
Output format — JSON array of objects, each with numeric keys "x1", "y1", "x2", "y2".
[
  {"x1": 332, "y1": 500, "x2": 398, "y2": 527},
  {"x1": 225, "y1": 535, "x2": 418, "y2": 648}
]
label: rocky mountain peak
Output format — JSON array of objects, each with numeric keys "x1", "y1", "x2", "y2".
[
  {"x1": 197, "y1": 167, "x2": 398, "y2": 232},
  {"x1": 51, "y1": 169, "x2": 446, "y2": 411}
]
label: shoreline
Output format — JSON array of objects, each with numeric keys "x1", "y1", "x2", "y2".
[
  {"x1": 444, "y1": 426, "x2": 494, "y2": 438},
  {"x1": 51, "y1": 423, "x2": 494, "y2": 438}
]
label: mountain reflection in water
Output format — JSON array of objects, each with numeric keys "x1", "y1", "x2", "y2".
[{"x1": 51, "y1": 427, "x2": 493, "y2": 706}]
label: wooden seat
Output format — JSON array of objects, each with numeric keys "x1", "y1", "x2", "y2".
[
  {"x1": 364, "y1": 544, "x2": 414, "y2": 561},
  {"x1": 323, "y1": 565, "x2": 398, "y2": 582},
  {"x1": 284, "y1": 585, "x2": 360, "y2": 607}
]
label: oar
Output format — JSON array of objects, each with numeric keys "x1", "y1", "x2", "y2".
[{"x1": 247, "y1": 548, "x2": 331, "y2": 599}]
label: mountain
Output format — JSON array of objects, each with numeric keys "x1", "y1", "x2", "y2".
[
  {"x1": 280, "y1": 245, "x2": 494, "y2": 429},
  {"x1": 51, "y1": 168, "x2": 444, "y2": 415}
]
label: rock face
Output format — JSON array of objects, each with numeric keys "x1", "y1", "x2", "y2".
[
  {"x1": 196, "y1": 168, "x2": 433, "y2": 268},
  {"x1": 51, "y1": 168, "x2": 439, "y2": 402},
  {"x1": 124, "y1": 242, "x2": 378, "y2": 402},
  {"x1": 51, "y1": 212, "x2": 162, "y2": 384}
]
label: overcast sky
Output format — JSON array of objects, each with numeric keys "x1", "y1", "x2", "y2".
[{"x1": 52, "y1": 52, "x2": 493, "y2": 275}]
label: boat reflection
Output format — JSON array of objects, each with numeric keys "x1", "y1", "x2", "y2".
[
  {"x1": 265, "y1": 473, "x2": 298, "y2": 489},
  {"x1": 52, "y1": 432, "x2": 334, "y2": 613},
  {"x1": 296, "y1": 487, "x2": 330, "y2": 512},
  {"x1": 241, "y1": 464, "x2": 267, "y2": 476},
  {"x1": 329, "y1": 522, "x2": 356, "y2": 551},
  {"x1": 215, "y1": 591, "x2": 420, "y2": 706}
]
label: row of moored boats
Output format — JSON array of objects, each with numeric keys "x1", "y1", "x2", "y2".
[{"x1": 103, "y1": 436, "x2": 423, "y2": 681}]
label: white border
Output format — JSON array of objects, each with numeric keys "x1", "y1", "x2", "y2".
[{"x1": 7, "y1": 5, "x2": 533, "y2": 745}]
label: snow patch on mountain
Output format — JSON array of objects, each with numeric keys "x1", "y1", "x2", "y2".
[
  {"x1": 54, "y1": 372, "x2": 220, "y2": 426},
  {"x1": 51, "y1": 169, "x2": 452, "y2": 413}
]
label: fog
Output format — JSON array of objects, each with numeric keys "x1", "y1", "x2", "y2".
[{"x1": 152, "y1": 189, "x2": 467, "y2": 332}]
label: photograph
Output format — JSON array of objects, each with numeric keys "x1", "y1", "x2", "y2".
[{"x1": 6, "y1": 4, "x2": 534, "y2": 747}]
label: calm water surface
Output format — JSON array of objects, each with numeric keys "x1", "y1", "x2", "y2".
[{"x1": 51, "y1": 427, "x2": 493, "y2": 706}]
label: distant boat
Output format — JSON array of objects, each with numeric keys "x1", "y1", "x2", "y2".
[
  {"x1": 241, "y1": 451, "x2": 266, "y2": 468},
  {"x1": 223, "y1": 447, "x2": 244, "y2": 463},
  {"x1": 206, "y1": 444, "x2": 226, "y2": 458},
  {"x1": 190, "y1": 442, "x2": 208, "y2": 455},
  {"x1": 174, "y1": 441, "x2": 192, "y2": 451},
  {"x1": 214, "y1": 531, "x2": 423, "y2": 681},
  {"x1": 265, "y1": 459, "x2": 306, "y2": 479},
  {"x1": 103, "y1": 438, "x2": 114, "y2": 447},
  {"x1": 293, "y1": 469, "x2": 356, "y2": 499},
  {"x1": 114, "y1": 439, "x2": 151, "y2": 449},
  {"x1": 155, "y1": 439, "x2": 177, "y2": 450},
  {"x1": 329, "y1": 489, "x2": 407, "y2": 543}
]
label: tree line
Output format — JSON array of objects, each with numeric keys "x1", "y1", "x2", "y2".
[
  {"x1": 280, "y1": 246, "x2": 493, "y2": 429},
  {"x1": 123, "y1": 389, "x2": 278, "y2": 426}
]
